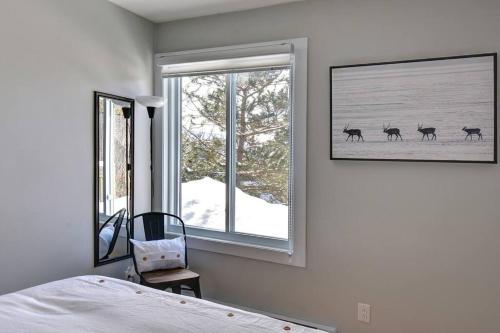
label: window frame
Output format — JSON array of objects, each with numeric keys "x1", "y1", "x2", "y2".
[{"x1": 154, "y1": 38, "x2": 308, "y2": 267}]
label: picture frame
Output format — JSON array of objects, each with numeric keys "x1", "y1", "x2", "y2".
[{"x1": 330, "y1": 53, "x2": 497, "y2": 163}]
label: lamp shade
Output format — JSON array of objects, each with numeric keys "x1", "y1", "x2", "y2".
[{"x1": 136, "y1": 96, "x2": 164, "y2": 108}]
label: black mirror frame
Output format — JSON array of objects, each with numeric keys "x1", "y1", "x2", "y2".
[{"x1": 93, "y1": 91, "x2": 135, "y2": 267}]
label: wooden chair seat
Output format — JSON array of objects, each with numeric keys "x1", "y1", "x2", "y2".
[{"x1": 142, "y1": 268, "x2": 199, "y2": 284}]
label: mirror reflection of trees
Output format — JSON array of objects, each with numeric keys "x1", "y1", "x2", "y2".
[{"x1": 112, "y1": 105, "x2": 127, "y2": 199}]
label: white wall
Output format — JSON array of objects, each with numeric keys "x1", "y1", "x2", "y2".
[
  {"x1": 155, "y1": 1, "x2": 500, "y2": 332},
  {"x1": 0, "y1": 0, "x2": 153, "y2": 293},
  {"x1": 0, "y1": 0, "x2": 498, "y2": 332}
]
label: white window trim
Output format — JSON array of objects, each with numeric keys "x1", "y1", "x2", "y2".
[{"x1": 154, "y1": 38, "x2": 307, "y2": 267}]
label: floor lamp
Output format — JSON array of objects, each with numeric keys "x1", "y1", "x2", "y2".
[{"x1": 136, "y1": 96, "x2": 164, "y2": 211}]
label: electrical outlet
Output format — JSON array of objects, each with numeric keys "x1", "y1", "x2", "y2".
[{"x1": 357, "y1": 303, "x2": 371, "y2": 324}]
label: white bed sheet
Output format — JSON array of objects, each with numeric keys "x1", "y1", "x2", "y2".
[{"x1": 0, "y1": 275, "x2": 326, "y2": 333}]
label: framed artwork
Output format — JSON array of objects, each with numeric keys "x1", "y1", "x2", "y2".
[{"x1": 330, "y1": 53, "x2": 497, "y2": 163}]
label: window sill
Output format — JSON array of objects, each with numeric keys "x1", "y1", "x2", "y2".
[{"x1": 184, "y1": 234, "x2": 306, "y2": 267}]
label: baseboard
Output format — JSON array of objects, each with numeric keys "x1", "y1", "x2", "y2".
[{"x1": 204, "y1": 297, "x2": 337, "y2": 333}]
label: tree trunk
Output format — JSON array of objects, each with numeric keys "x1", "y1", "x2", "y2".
[{"x1": 236, "y1": 93, "x2": 248, "y2": 188}]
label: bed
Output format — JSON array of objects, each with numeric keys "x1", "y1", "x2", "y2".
[{"x1": 0, "y1": 275, "x2": 326, "y2": 332}]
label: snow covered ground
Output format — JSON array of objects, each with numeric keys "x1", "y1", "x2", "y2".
[{"x1": 181, "y1": 177, "x2": 288, "y2": 239}]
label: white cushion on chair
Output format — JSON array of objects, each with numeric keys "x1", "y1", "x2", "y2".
[
  {"x1": 99, "y1": 226, "x2": 115, "y2": 259},
  {"x1": 130, "y1": 237, "x2": 185, "y2": 273}
]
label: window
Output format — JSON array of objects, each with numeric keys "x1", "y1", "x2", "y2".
[
  {"x1": 234, "y1": 69, "x2": 290, "y2": 239},
  {"x1": 157, "y1": 39, "x2": 307, "y2": 266},
  {"x1": 180, "y1": 74, "x2": 227, "y2": 233},
  {"x1": 177, "y1": 69, "x2": 291, "y2": 244}
]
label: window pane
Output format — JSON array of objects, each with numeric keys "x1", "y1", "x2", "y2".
[
  {"x1": 234, "y1": 69, "x2": 290, "y2": 239},
  {"x1": 181, "y1": 74, "x2": 227, "y2": 231}
]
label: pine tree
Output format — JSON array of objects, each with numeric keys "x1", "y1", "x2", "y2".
[{"x1": 181, "y1": 69, "x2": 290, "y2": 205}]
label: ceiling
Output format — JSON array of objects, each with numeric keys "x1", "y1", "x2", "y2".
[{"x1": 108, "y1": 0, "x2": 304, "y2": 23}]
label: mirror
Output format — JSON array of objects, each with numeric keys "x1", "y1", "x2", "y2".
[{"x1": 94, "y1": 92, "x2": 134, "y2": 266}]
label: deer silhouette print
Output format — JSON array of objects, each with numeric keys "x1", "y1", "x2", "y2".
[
  {"x1": 343, "y1": 124, "x2": 364, "y2": 142},
  {"x1": 383, "y1": 123, "x2": 403, "y2": 141},
  {"x1": 462, "y1": 127, "x2": 483, "y2": 141},
  {"x1": 417, "y1": 123, "x2": 437, "y2": 141}
]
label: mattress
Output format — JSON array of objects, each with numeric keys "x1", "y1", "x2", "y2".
[{"x1": 0, "y1": 275, "x2": 326, "y2": 333}]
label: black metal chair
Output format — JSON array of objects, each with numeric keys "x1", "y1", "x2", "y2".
[
  {"x1": 99, "y1": 208, "x2": 127, "y2": 260},
  {"x1": 131, "y1": 212, "x2": 201, "y2": 298}
]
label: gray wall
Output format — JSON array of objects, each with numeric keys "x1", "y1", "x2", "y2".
[
  {"x1": 155, "y1": 1, "x2": 500, "y2": 332},
  {"x1": 0, "y1": 0, "x2": 153, "y2": 293}
]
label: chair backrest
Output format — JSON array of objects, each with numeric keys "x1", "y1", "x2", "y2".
[
  {"x1": 131, "y1": 212, "x2": 188, "y2": 273},
  {"x1": 99, "y1": 208, "x2": 126, "y2": 259}
]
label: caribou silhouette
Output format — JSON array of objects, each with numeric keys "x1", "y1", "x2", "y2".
[
  {"x1": 343, "y1": 124, "x2": 364, "y2": 142},
  {"x1": 462, "y1": 127, "x2": 483, "y2": 141},
  {"x1": 417, "y1": 124, "x2": 437, "y2": 141},
  {"x1": 383, "y1": 123, "x2": 403, "y2": 141}
]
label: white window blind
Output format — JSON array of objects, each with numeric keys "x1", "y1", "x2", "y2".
[{"x1": 157, "y1": 42, "x2": 294, "y2": 77}]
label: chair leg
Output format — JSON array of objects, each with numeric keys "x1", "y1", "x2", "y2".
[
  {"x1": 192, "y1": 278, "x2": 202, "y2": 299},
  {"x1": 171, "y1": 286, "x2": 182, "y2": 294}
]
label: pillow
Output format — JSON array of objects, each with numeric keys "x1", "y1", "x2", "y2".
[
  {"x1": 130, "y1": 237, "x2": 185, "y2": 273},
  {"x1": 99, "y1": 226, "x2": 115, "y2": 259}
]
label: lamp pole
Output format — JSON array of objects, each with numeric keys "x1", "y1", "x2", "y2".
[
  {"x1": 147, "y1": 106, "x2": 156, "y2": 212},
  {"x1": 136, "y1": 96, "x2": 164, "y2": 212},
  {"x1": 121, "y1": 106, "x2": 132, "y2": 249}
]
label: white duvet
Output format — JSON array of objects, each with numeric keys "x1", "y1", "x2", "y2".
[{"x1": 0, "y1": 275, "x2": 325, "y2": 333}]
